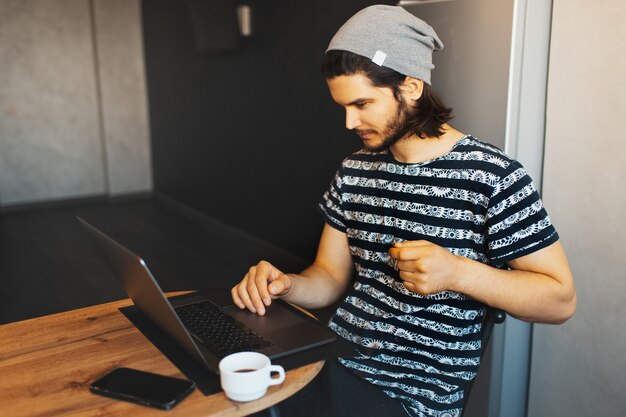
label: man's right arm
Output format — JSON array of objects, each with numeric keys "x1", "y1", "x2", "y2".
[{"x1": 231, "y1": 224, "x2": 353, "y2": 315}]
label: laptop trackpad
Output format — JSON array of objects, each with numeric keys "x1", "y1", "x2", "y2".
[{"x1": 222, "y1": 304, "x2": 306, "y2": 332}]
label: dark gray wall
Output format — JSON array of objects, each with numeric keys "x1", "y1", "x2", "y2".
[{"x1": 142, "y1": 0, "x2": 393, "y2": 260}]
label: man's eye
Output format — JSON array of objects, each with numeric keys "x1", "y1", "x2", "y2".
[{"x1": 355, "y1": 102, "x2": 368, "y2": 109}]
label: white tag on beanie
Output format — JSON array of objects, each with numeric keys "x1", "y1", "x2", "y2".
[{"x1": 372, "y1": 50, "x2": 387, "y2": 66}]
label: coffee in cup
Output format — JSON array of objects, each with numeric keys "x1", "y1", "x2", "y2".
[{"x1": 219, "y1": 351, "x2": 285, "y2": 402}]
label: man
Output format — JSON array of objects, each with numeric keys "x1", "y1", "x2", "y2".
[{"x1": 232, "y1": 5, "x2": 576, "y2": 417}]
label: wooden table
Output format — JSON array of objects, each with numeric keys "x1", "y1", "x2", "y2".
[{"x1": 0, "y1": 293, "x2": 324, "y2": 417}]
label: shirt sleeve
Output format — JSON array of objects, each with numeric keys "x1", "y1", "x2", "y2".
[
  {"x1": 317, "y1": 169, "x2": 347, "y2": 232},
  {"x1": 485, "y1": 160, "x2": 559, "y2": 266}
]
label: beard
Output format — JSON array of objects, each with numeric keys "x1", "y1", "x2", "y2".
[{"x1": 356, "y1": 96, "x2": 414, "y2": 152}]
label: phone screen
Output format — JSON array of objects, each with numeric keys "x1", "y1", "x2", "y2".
[{"x1": 89, "y1": 367, "x2": 196, "y2": 409}]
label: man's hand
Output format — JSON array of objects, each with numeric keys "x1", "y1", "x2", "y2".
[
  {"x1": 388, "y1": 240, "x2": 462, "y2": 295},
  {"x1": 231, "y1": 261, "x2": 293, "y2": 316}
]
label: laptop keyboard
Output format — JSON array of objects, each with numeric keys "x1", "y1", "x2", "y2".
[{"x1": 175, "y1": 300, "x2": 273, "y2": 358}]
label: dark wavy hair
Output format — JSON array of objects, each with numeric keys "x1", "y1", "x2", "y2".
[{"x1": 322, "y1": 50, "x2": 453, "y2": 139}]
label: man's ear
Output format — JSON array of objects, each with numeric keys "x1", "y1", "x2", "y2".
[{"x1": 400, "y1": 77, "x2": 424, "y2": 102}]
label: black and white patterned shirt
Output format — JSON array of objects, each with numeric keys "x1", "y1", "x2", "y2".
[{"x1": 318, "y1": 136, "x2": 558, "y2": 417}]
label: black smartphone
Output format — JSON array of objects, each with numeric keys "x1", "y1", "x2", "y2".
[{"x1": 89, "y1": 367, "x2": 196, "y2": 410}]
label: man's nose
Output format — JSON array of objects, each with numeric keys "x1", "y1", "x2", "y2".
[{"x1": 345, "y1": 108, "x2": 361, "y2": 130}]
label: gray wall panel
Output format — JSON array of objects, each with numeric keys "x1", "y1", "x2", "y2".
[
  {"x1": 404, "y1": 0, "x2": 514, "y2": 149},
  {"x1": 0, "y1": 0, "x2": 151, "y2": 206},
  {"x1": 0, "y1": 0, "x2": 105, "y2": 205},
  {"x1": 93, "y1": 0, "x2": 152, "y2": 195},
  {"x1": 528, "y1": 1, "x2": 626, "y2": 416},
  {"x1": 403, "y1": 2, "x2": 515, "y2": 416}
]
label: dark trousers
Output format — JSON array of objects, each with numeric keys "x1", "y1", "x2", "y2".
[{"x1": 271, "y1": 359, "x2": 409, "y2": 417}]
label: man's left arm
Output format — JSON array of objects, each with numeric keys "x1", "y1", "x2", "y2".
[{"x1": 389, "y1": 240, "x2": 576, "y2": 324}]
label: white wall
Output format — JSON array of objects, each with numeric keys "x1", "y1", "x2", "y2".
[
  {"x1": 528, "y1": 1, "x2": 626, "y2": 416},
  {"x1": 0, "y1": 0, "x2": 151, "y2": 207}
]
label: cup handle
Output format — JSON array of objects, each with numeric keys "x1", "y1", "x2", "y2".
[{"x1": 268, "y1": 365, "x2": 285, "y2": 385}]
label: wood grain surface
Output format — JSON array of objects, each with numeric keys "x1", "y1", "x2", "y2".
[{"x1": 0, "y1": 293, "x2": 323, "y2": 417}]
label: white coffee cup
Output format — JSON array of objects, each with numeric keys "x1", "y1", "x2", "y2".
[{"x1": 219, "y1": 351, "x2": 286, "y2": 402}]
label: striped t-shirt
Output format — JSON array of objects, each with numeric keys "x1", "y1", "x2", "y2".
[{"x1": 318, "y1": 136, "x2": 558, "y2": 417}]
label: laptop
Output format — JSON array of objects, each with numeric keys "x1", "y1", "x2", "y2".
[{"x1": 78, "y1": 217, "x2": 336, "y2": 374}]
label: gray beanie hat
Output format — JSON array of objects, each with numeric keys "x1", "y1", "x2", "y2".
[{"x1": 326, "y1": 5, "x2": 443, "y2": 85}]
